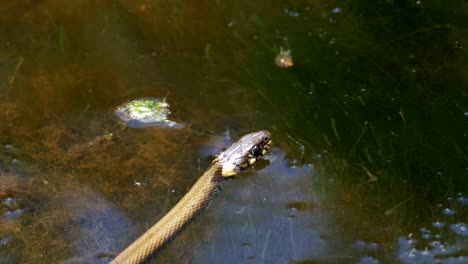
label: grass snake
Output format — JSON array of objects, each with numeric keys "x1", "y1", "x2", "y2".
[{"x1": 111, "y1": 130, "x2": 272, "y2": 263}]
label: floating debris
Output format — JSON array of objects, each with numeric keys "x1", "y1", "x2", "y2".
[
  {"x1": 114, "y1": 98, "x2": 183, "y2": 128},
  {"x1": 275, "y1": 47, "x2": 294, "y2": 68},
  {"x1": 8, "y1": 56, "x2": 24, "y2": 86}
]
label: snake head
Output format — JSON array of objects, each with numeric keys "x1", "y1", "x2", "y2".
[{"x1": 214, "y1": 130, "x2": 272, "y2": 177}]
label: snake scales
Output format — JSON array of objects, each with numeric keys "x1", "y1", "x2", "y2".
[{"x1": 111, "y1": 130, "x2": 272, "y2": 264}]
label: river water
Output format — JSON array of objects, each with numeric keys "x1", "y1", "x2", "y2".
[{"x1": 0, "y1": 1, "x2": 467, "y2": 263}]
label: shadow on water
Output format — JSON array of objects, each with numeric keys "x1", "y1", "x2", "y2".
[{"x1": 0, "y1": 0, "x2": 467, "y2": 263}]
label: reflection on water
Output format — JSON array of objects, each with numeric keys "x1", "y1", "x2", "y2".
[{"x1": 0, "y1": 0, "x2": 467, "y2": 263}]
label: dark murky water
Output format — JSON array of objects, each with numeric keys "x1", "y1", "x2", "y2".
[{"x1": 0, "y1": 1, "x2": 467, "y2": 263}]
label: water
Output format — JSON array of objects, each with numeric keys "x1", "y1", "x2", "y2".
[{"x1": 0, "y1": 1, "x2": 467, "y2": 263}]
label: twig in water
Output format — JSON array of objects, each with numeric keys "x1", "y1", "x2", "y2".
[
  {"x1": 399, "y1": 109, "x2": 407, "y2": 127},
  {"x1": 331, "y1": 117, "x2": 341, "y2": 140},
  {"x1": 261, "y1": 230, "x2": 271, "y2": 264},
  {"x1": 385, "y1": 196, "x2": 413, "y2": 216},
  {"x1": 287, "y1": 133, "x2": 305, "y2": 164},
  {"x1": 289, "y1": 218, "x2": 297, "y2": 259},
  {"x1": 8, "y1": 56, "x2": 24, "y2": 86},
  {"x1": 347, "y1": 121, "x2": 368, "y2": 160},
  {"x1": 360, "y1": 164, "x2": 378, "y2": 182}
]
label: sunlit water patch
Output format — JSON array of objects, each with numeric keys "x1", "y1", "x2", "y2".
[{"x1": 397, "y1": 193, "x2": 468, "y2": 263}]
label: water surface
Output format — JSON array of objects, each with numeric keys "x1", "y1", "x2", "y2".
[{"x1": 0, "y1": 1, "x2": 467, "y2": 263}]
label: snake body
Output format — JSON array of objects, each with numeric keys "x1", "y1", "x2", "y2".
[{"x1": 111, "y1": 130, "x2": 272, "y2": 264}]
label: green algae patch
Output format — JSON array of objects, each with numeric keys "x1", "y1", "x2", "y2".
[{"x1": 114, "y1": 98, "x2": 183, "y2": 128}]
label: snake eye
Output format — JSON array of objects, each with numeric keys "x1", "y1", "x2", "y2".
[{"x1": 250, "y1": 145, "x2": 261, "y2": 156}]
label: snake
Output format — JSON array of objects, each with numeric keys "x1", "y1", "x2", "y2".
[{"x1": 110, "y1": 130, "x2": 272, "y2": 264}]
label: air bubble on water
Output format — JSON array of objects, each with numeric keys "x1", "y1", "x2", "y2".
[
  {"x1": 354, "y1": 240, "x2": 379, "y2": 252},
  {"x1": 457, "y1": 196, "x2": 468, "y2": 205},
  {"x1": 331, "y1": 7, "x2": 342, "y2": 14},
  {"x1": 451, "y1": 223, "x2": 468, "y2": 236},
  {"x1": 355, "y1": 240, "x2": 366, "y2": 249},
  {"x1": 442, "y1": 208, "x2": 456, "y2": 215},
  {"x1": 432, "y1": 241, "x2": 463, "y2": 257},
  {"x1": 397, "y1": 237, "x2": 434, "y2": 262},
  {"x1": 421, "y1": 233, "x2": 431, "y2": 239},
  {"x1": 420, "y1": 227, "x2": 430, "y2": 233},
  {"x1": 367, "y1": 242, "x2": 379, "y2": 250},
  {"x1": 432, "y1": 221, "x2": 445, "y2": 228},
  {"x1": 284, "y1": 9, "x2": 300, "y2": 17}
]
